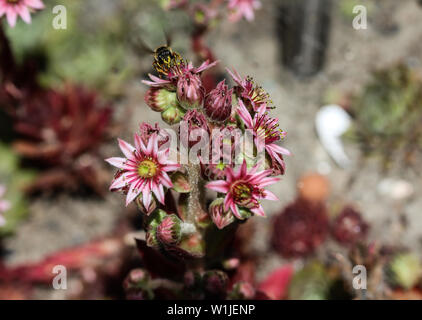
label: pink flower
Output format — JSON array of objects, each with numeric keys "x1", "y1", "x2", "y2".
[
  {"x1": 227, "y1": 0, "x2": 261, "y2": 22},
  {"x1": 0, "y1": 184, "x2": 10, "y2": 227},
  {"x1": 206, "y1": 160, "x2": 279, "y2": 218},
  {"x1": 105, "y1": 134, "x2": 180, "y2": 212},
  {"x1": 237, "y1": 99, "x2": 290, "y2": 173},
  {"x1": 227, "y1": 68, "x2": 270, "y2": 111},
  {"x1": 0, "y1": 0, "x2": 44, "y2": 27}
]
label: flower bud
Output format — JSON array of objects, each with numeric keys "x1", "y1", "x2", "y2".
[
  {"x1": 135, "y1": 193, "x2": 157, "y2": 215},
  {"x1": 177, "y1": 72, "x2": 205, "y2": 109},
  {"x1": 157, "y1": 214, "x2": 182, "y2": 246},
  {"x1": 180, "y1": 109, "x2": 209, "y2": 148},
  {"x1": 204, "y1": 80, "x2": 233, "y2": 123},
  {"x1": 161, "y1": 105, "x2": 185, "y2": 125},
  {"x1": 171, "y1": 172, "x2": 191, "y2": 193},
  {"x1": 145, "y1": 88, "x2": 178, "y2": 112},
  {"x1": 145, "y1": 209, "x2": 168, "y2": 248},
  {"x1": 209, "y1": 198, "x2": 235, "y2": 229},
  {"x1": 203, "y1": 270, "x2": 229, "y2": 299},
  {"x1": 123, "y1": 268, "x2": 153, "y2": 300}
]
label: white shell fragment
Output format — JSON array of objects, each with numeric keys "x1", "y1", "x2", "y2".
[
  {"x1": 377, "y1": 178, "x2": 414, "y2": 200},
  {"x1": 315, "y1": 105, "x2": 352, "y2": 169}
]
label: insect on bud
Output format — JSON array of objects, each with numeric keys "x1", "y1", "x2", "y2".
[
  {"x1": 145, "y1": 88, "x2": 178, "y2": 112},
  {"x1": 177, "y1": 72, "x2": 205, "y2": 110},
  {"x1": 204, "y1": 80, "x2": 233, "y2": 123}
]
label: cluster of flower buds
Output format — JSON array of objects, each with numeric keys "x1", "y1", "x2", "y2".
[
  {"x1": 0, "y1": 184, "x2": 10, "y2": 227},
  {"x1": 107, "y1": 53, "x2": 289, "y2": 259}
]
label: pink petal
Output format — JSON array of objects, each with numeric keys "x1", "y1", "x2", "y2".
[
  {"x1": 141, "y1": 74, "x2": 172, "y2": 87},
  {"x1": 25, "y1": 0, "x2": 45, "y2": 9},
  {"x1": 237, "y1": 99, "x2": 253, "y2": 129},
  {"x1": 226, "y1": 68, "x2": 243, "y2": 87},
  {"x1": 143, "y1": 189, "x2": 152, "y2": 210},
  {"x1": 224, "y1": 195, "x2": 233, "y2": 212},
  {"x1": 110, "y1": 173, "x2": 131, "y2": 190},
  {"x1": 262, "y1": 190, "x2": 278, "y2": 201},
  {"x1": 206, "y1": 180, "x2": 230, "y2": 193},
  {"x1": 151, "y1": 134, "x2": 158, "y2": 157},
  {"x1": 0, "y1": 200, "x2": 10, "y2": 212},
  {"x1": 267, "y1": 143, "x2": 291, "y2": 156},
  {"x1": 251, "y1": 205, "x2": 265, "y2": 217},
  {"x1": 18, "y1": 5, "x2": 31, "y2": 23},
  {"x1": 256, "y1": 103, "x2": 267, "y2": 117},
  {"x1": 153, "y1": 184, "x2": 165, "y2": 204},
  {"x1": 258, "y1": 177, "x2": 280, "y2": 187},
  {"x1": 162, "y1": 163, "x2": 180, "y2": 172},
  {"x1": 105, "y1": 157, "x2": 127, "y2": 169},
  {"x1": 126, "y1": 183, "x2": 142, "y2": 206},
  {"x1": 194, "y1": 60, "x2": 219, "y2": 74},
  {"x1": 134, "y1": 133, "x2": 146, "y2": 153},
  {"x1": 7, "y1": 9, "x2": 17, "y2": 27},
  {"x1": 118, "y1": 138, "x2": 136, "y2": 159},
  {"x1": 0, "y1": 5, "x2": 6, "y2": 16},
  {"x1": 243, "y1": 5, "x2": 255, "y2": 21},
  {"x1": 239, "y1": 160, "x2": 247, "y2": 177},
  {"x1": 160, "y1": 172, "x2": 173, "y2": 189},
  {"x1": 231, "y1": 203, "x2": 242, "y2": 219},
  {"x1": 248, "y1": 169, "x2": 272, "y2": 184}
]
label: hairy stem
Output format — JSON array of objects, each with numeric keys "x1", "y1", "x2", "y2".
[{"x1": 186, "y1": 163, "x2": 203, "y2": 225}]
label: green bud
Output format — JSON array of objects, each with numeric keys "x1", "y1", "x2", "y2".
[{"x1": 161, "y1": 106, "x2": 185, "y2": 125}]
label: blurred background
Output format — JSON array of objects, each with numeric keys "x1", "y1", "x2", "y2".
[{"x1": 0, "y1": 0, "x2": 422, "y2": 299}]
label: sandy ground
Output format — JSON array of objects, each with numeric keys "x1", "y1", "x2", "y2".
[{"x1": 3, "y1": 0, "x2": 422, "y2": 296}]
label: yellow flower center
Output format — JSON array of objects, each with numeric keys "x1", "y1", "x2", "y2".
[
  {"x1": 137, "y1": 159, "x2": 158, "y2": 178},
  {"x1": 232, "y1": 182, "x2": 253, "y2": 203}
]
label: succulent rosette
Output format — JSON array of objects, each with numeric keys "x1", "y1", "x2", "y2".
[{"x1": 106, "y1": 133, "x2": 180, "y2": 213}]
